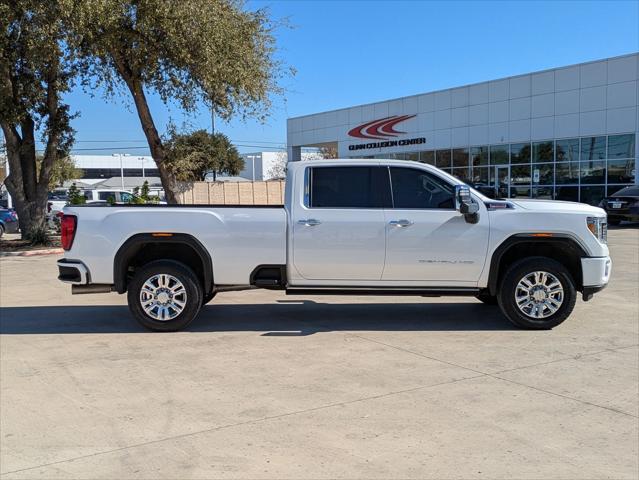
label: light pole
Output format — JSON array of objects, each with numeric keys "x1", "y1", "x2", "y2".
[
  {"x1": 138, "y1": 156, "x2": 146, "y2": 179},
  {"x1": 112, "y1": 153, "x2": 130, "y2": 189}
]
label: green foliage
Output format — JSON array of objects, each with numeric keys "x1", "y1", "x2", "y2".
[
  {"x1": 139, "y1": 180, "x2": 158, "y2": 202},
  {"x1": 1, "y1": 1, "x2": 76, "y2": 237},
  {"x1": 25, "y1": 225, "x2": 51, "y2": 246},
  {"x1": 67, "y1": 183, "x2": 86, "y2": 205},
  {"x1": 65, "y1": 0, "x2": 291, "y2": 203},
  {"x1": 141, "y1": 181, "x2": 150, "y2": 200},
  {"x1": 43, "y1": 155, "x2": 81, "y2": 189},
  {"x1": 164, "y1": 129, "x2": 244, "y2": 182},
  {"x1": 68, "y1": 0, "x2": 290, "y2": 121}
]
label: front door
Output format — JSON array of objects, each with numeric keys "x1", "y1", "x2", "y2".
[
  {"x1": 292, "y1": 166, "x2": 390, "y2": 281},
  {"x1": 382, "y1": 167, "x2": 490, "y2": 283}
]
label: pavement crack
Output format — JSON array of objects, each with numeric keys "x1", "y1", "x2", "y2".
[
  {"x1": 347, "y1": 333, "x2": 488, "y2": 376},
  {"x1": 349, "y1": 334, "x2": 639, "y2": 419},
  {"x1": 0, "y1": 373, "x2": 486, "y2": 477},
  {"x1": 490, "y1": 374, "x2": 639, "y2": 418}
]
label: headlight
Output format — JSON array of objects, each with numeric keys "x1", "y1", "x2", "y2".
[{"x1": 587, "y1": 216, "x2": 607, "y2": 244}]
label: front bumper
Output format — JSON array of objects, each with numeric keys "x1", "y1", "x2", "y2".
[
  {"x1": 57, "y1": 259, "x2": 89, "y2": 284},
  {"x1": 580, "y1": 256, "x2": 611, "y2": 301}
]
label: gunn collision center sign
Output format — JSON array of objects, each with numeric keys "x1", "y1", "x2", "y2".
[{"x1": 347, "y1": 115, "x2": 425, "y2": 151}]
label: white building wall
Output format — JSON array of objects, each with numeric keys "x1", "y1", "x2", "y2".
[
  {"x1": 287, "y1": 53, "x2": 638, "y2": 162},
  {"x1": 71, "y1": 155, "x2": 156, "y2": 170}
]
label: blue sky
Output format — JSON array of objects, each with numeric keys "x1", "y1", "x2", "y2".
[{"x1": 62, "y1": 0, "x2": 639, "y2": 155}]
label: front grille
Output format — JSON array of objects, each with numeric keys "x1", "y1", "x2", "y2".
[{"x1": 601, "y1": 221, "x2": 607, "y2": 243}]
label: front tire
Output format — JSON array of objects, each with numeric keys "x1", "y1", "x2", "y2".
[
  {"x1": 497, "y1": 257, "x2": 576, "y2": 330},
  {"x1": 127, "y1": 260, "x2": 203, "y2": 331}
]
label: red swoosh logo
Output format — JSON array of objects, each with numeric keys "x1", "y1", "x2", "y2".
[{"x1": 348, "y1": 115, "x2": 416, "y2": 139}]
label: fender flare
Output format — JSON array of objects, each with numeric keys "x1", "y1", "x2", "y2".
[
  {"x1": 487, "y1": 233, "x2": 588, "y2": 295},
  {"x1": 113, "y1": 233, "x2": 213, "y2": 294}
]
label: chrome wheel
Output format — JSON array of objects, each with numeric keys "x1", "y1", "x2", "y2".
[
  {"x1": 139, "y1": 274, "x2": 187, "y2": 321},
  {"x1": 515, "y1": 271, "x2": 564, "y2": 319}
]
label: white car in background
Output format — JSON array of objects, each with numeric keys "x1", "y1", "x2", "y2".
[{"x1": 49, "y1": 189, "x2": 164, "y2": 212}]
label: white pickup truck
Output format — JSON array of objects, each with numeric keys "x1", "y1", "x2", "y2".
[{"x1": 57, "y1": 159, "x2": 611, "y2": 331}]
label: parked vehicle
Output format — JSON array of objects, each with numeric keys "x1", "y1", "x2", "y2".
[
  {"x1": 598, "y1": 186, "x2": 639, "y2": 225},
  {"x1": 49, "y1": 189, "x2": 165, "y2": 212},
  {"x1": 0, "y1": 208, "x2": 19, "y2": 237},
  {"x1": 47, "y1": 191, "x2": 69, "y2": 213},
  {"x1": 81, "y1": 189, "x2": 135, "y2": 204},
  {"x1": 57, "y1": 159, "x2": 611, "y2": 332}
]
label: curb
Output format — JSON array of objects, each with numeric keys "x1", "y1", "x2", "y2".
[{"x1": 0, "y1": 248, "x2": 63, "y2": 258}]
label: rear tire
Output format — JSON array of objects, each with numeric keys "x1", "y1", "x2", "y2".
[
  {"x1": 0, "y1": 224, "x2": 4, "y2": 238},
  {"x1": 608, "y1": 218, "x2": 621, "y2": 226},
  {"x1": 497, "y1": 257, "x2": 576, "y2": 330},
  {"x1": 127, "y1": 260, "x2": 202, "y2": 332}
]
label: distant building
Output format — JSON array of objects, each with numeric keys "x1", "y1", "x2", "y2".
[
  {"x1": 288, "y1": 53, "x2": 639, "y2": 205},
  {"x1": 72, "y1": 155, "x2": 158, "y2": 179},
  {"x1": 239, "y1": 152, "x2": 287, "y2": 181},
  {"x1": 238, "y1": 151, "x2": 322, "y2": 181}
]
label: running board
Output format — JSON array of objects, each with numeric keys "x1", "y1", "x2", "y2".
[{"x1": 285, "y1": 288, "x2": 480, "y2": 297}]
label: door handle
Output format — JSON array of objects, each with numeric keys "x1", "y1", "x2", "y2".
[
  {"x1": 298, "y1": 218, "x2": 321, "y2": 226},
  {"x1": 389, "y1": 219, "x2": 413, "y2": 228}
]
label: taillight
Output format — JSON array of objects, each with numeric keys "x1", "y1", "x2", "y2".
[{"x1": 61, "y1": 215, "x2": 77, "y2": 251}]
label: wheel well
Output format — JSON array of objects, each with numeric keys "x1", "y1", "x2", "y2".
[
  {"x1": 114, "y1": 234, "x2": 213, "y2": 295},
  {"x1": 488, "y1": 238, "x2": 585, "y2": 295}
]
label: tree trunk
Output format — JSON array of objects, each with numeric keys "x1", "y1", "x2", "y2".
[
  {"x1": 121, "y1": 75, "x2": 181, "y2": 204},
  {"x1": 1, "y1": 121, "x2": 48, "y2": 238}
]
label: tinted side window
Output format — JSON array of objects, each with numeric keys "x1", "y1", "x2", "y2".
[
  {"x1": 98, "y1": 191, "x2": 116, "y2": 201},
  {"x1": 310, "y1": 167, "x2": 391, "y2": 208},
  {"x1": 390, "y1": 167, "x2": 455, "y2": 209}
]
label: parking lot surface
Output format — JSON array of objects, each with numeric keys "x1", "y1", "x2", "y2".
[{"x1": 1, "y1": 228, "x2": 638, "y2": 479}]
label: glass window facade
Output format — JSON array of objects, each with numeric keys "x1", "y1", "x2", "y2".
[{"x1": 351, "y1": 133, "x2": 637, "y2": 205}]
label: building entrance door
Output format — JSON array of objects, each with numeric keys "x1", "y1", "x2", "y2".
[{"x1": 495, "y1": 165, "x2": 510, "y2": 198}]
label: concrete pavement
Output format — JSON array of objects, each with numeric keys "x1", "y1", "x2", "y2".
[{"x1": 1, "y1": 228, "x2": 637, "y2": 479}]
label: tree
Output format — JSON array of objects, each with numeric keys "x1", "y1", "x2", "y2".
[
  {"x1": 0, "y1": 1, "x2": 75, "y2": 240},
  {"x1": 66, "y1": 182, "x2": 85, "y2": 205},
  {"x1": 69, "y1": 0, "x2": 290, "y2": 203},
  {"x1": 318, "y1": 145, "x2": 338, "y2": 159},
  {"x1": 164, "y1": 129, "x2": 244, "y2": 182},
  {"x1": 266, "y1": 151, "x2": 287, "y2": 179},
  {"x1": 48, "y1": 156, "x2": 80, "y2": 189}
]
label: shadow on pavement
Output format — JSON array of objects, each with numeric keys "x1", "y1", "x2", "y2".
[{"x1": 0, "y1": 300, "x2": 516, "y2": 334}]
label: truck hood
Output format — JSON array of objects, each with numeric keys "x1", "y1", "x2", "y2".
[{"x1": 508, "y1": 198, "x2": 605, "y2": 216}]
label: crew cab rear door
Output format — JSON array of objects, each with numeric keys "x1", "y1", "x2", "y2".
[
  {"x1": 291, "y1": 166, "x2": 390, "y2": 281},
  {"x1": 382, "y1": 167, "x2": 490, "y2": 283}
]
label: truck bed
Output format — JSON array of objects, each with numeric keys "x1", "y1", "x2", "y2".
[{"x1": 64, "y1": 204, "x2": 287, "y2": 285}]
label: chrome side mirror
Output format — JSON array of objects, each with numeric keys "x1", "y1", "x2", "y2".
[{"x1": 455, "y1": 184, "x2": 480, "y2": 223}]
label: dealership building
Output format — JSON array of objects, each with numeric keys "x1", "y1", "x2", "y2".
[{"x1": 287, "y1": 53, "x2": 638, "y2": 205}]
